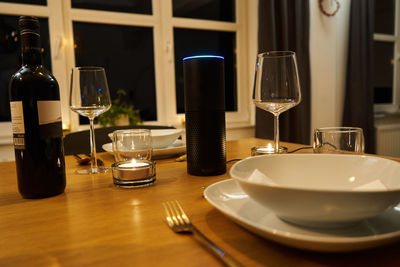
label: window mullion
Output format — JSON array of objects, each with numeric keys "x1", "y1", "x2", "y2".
[
  {"x1": 62, "y1": 0, "x2": 80, "y2": 131},
  {"x1": 158, "y1": 0, "x2": 179, "y2": 125},
  {"x1": 172, "y1": 17, "x2": 237, "y2": 31},
  {"x1": 228, "y1": 0, "x2": 251, "y2": 124},
  {"x1": 69, "y1": 9, "x2": 155, "y2": 27},
  {"x1": 47, "y1": 0, "x2": 70, "y2": 130}
]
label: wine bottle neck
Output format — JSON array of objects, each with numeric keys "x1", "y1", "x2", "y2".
[{"x1": 21, "y1": 32, "x2": 42, "y2": 66}]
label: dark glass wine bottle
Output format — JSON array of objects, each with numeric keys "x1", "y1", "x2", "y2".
[{"x1": 8, "y1": 16, "x2": 66, "y2": 199}]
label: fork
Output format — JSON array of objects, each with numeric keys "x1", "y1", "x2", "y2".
[{"x1": 162, "y1": 200, "x2": 243, "y2": 267}]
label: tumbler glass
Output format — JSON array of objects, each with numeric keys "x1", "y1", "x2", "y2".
[{"x1": 313, "y1": 127, "x2": 364, "y2": 154}]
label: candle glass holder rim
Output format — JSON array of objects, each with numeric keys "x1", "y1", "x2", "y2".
[
  {"x1": 258, "y1": 50, "x2": 296, "y2": 58},
  {"x1": 72, "y1": 66, "x2": 105, "y2": 71},
  {"x1": 112, "y1": 129, "x2": 151, "y2": 135},
  {"x1": 314, "y1": 127, "x2": 363, "y2": 134}
]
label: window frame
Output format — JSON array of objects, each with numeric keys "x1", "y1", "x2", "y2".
[
  {"x1": 374, "y1": 0, "x2": 400, "y2": 113},
  {"x1": 0, "y1": 0, "x2": 256, "y2": 142}
]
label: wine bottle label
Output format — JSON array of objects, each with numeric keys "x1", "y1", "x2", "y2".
[
  {"x1": 10, "y1": 101, "x2": 25, "y2": 149},
  {"x1": 37, "y1": 100, "x2": 62, "y2": 125},
  {"x1": 37, "y1": 101, "x2": 63, "y2": 139}
]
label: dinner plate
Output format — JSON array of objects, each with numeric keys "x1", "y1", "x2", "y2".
[
  {"x1": 102, "y1": 140, "x2": 186, "y2": 159},
  {"x1": 204, "y1": 179, "x2": 400, "y2": 252}
]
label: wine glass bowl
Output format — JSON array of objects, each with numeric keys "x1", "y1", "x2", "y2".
[
  {"x1": 70, "y1": 67, "x2": 111, "y2": 174},
  {"x1": 253, "y1": 51, "x2": 301, "y2": 153}
]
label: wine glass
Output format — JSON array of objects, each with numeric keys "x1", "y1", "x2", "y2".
[
  {"x1": 70, "y1": 67, "x2": 111, "y2": 174},
  {"x1": 253, "y1": 51, "x2": 301, "y2": 154}
]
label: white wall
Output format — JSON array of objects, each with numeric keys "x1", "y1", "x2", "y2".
[{"x1": 310, "y1": 0, "x2": 351, "y2": 141}]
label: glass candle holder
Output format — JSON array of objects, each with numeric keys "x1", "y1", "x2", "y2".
[
  {"x1": 112, "y1": 129, "x2": 155, "y2": 187},
  {"x1": 111, "y1": 159, "x2": 156, "y2": 188}
]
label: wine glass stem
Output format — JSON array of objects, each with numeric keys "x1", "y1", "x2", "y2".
[
  {"x1": 274, "y1": 114, "x2": 280, "y2": 153},
  {"x1": 89, "y1": 118, "x2": 98, "y2": 171}
]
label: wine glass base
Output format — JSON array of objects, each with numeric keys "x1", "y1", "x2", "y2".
[
  {"x1": 75, "y1": 167, "x2": 110, "y2": 175},
  {"x1": 251, "y1": 146, "x2": 288, "y2": 156}
]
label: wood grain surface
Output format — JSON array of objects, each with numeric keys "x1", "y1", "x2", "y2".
[{"x1": 1, "y1": 138, "x2": 400, "y2": 267}]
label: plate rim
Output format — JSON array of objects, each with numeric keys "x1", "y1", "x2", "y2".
[
  {"x1": 203, "y1": 179, "x2": 400, "y2": 252},
  {"x1": 102, "y1": 140, "x2": 185, "y2": 153}
]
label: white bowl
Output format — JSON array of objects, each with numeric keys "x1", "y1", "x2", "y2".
[
  {"x1": 109, "y1": 129, "x2": 182, "y2": 149},
  {"x1": 230, "y1": 154, "x2": 400, "y2": 228}
]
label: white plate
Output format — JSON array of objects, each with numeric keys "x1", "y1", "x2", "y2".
[
  {"x1": 102, "y1": 139, "x2": 186, "y2": 159},
  {"x1": 204, "y1": 179, "x2": 400, "y2": 252}
]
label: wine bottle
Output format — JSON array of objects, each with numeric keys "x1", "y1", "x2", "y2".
[{"x1": 8, "y1": 16, "x2": 66, "y2": 199}]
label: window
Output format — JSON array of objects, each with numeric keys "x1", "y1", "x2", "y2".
[
  {"x1": 373, "y1": 0, "x2": 399, "y2": 112},
  {"x1": 72, "y1": 21, "x2": 157, "y2": 122},
  {"x1": 0, "y1": 0, "x2": 255, "y2": 141},
  {"x1": 0, "y1": 14, "x2": 51, "y2": 122}
]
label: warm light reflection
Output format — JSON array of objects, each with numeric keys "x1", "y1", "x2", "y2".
[
  {"x1": 257, "y1": 143, "x2": 275, "y2": 154},
  {"x1": 349, "y1": 176, "x2": 356, "y2": 183},
  {"x1": 130, "y1": 199, "x2": 141, "y2": 206},
  {"x1": 223, "y1": 193, "x2": 248, "y2": 200}
]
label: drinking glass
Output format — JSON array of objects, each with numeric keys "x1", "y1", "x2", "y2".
[
  {"x1": 313, "y1": 127, "x2": 365, "y2": 154},
  {"x1": 112, "y1": 129, "x2": 153, "y2": 162},
  {"x1": 253, "y1": 51, "x2": 302, "y2": 154},
  {"x1": 70, "y1": 67, "x2": 111, "y2": 174}
]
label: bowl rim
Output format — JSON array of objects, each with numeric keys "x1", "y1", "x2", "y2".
[
  {"x1": 230, "y1": 154, "x2": 400, "y2": 193},
  {"x1": 150, "y1": 129, "x2": 182, "y2": 136}
]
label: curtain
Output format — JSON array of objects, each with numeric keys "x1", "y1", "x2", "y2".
[
  {"x1": 342, "y1": 0, "x2": 375, "y2": 153},
  {"x1": 255, "y1": 0, "x2": 311, "y2": 145}
]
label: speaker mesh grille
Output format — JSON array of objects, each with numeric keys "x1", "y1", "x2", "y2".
[{"x1": 185, "y1": 111, "x2": 226, "y2": 176}]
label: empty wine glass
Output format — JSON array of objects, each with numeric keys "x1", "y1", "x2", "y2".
[
  {"x1": 253, "y1": 51, "x2": 302, "y2": 154},
  {"x1": 70, "y1": 67, "x2": 111, "y2": 174}
]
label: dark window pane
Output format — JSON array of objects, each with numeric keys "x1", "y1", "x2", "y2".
[
  {"x1": 174, "y1": 28, "x2": 237, "y2": 113},
  {"x1": 71, "y1": 0, "x2": 152, "y2": 15},
  {"x1": 73, "y1": 22, "x2": 156, "y2": 124},
  {"x1": 374, "y1": 0, "x2": 395, "y2": 34},
  {"x1": 0, "y1": 0, "x2": 46, "y2": 5},
  {"x1": 373, "y1": 41, "x2": 394, "y2": 104},
  {"x1": 173, "y1": 0, "x2": 235, "y2": 22},
  {"x1": 0, "y1": 15, "x2": 51, "y2": 122}
]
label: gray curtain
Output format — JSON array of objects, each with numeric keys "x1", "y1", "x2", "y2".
[
  {"x1": 342, "y1": 0, "x2": 375, "y2": 153},
  {"x1": 255, "y1": 0, "x2": 311, "y2": 145}
]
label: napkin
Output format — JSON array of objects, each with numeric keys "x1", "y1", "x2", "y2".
[
  {"x1": 247, "y1": 169, "x2": 277, "y2": 186},
  {"x1": 353, "y1": 179, "x2": 387, "y2": 191}
]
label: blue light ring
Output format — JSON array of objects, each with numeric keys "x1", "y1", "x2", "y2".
[{"x1": 183, "y1": 55, "x2": 224, "y2": 61}]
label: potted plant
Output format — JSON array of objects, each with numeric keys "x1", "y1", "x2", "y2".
[{"x1": 98, "y1": 89, "x2": 142, "y2": 127}]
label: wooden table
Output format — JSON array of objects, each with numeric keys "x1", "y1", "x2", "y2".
[{"x1": 1, "y1": 138, "x2": 400, "y2": 266}]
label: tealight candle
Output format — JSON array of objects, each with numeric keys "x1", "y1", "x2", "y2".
[
  {"x1": 112, "y1": 159, "x2": 156, "y2": 188},
  {"x1": 119, "y1": 162, "x2": 150, "y2": 168}
]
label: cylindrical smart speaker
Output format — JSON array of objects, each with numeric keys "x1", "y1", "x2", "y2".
[{"x1": 183, "y1": 55, "x2": 226, "y2": 176}]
